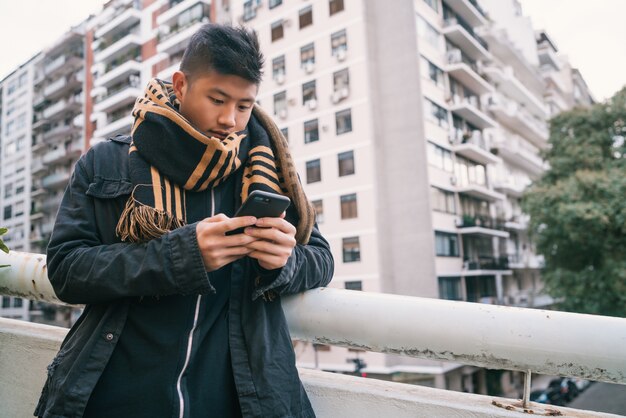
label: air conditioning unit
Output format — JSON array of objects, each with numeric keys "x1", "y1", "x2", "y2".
[
  {"x1": 307, "y1": 99, "x2": 317, "y2": 110},
  {"x1": 450, "y1": 176, "x2": 457, "y2": 186},
  {"x1": 283, "y1": 18, "x2": 292, "y2": 28},
  {"x1": 340, "y1": 88, "x2": 349, "y2": 99},
  {"x1": 275, "y1": 72, "x2": 285, "y2": 85},
  {"x1": 336, "y1": 48, "x2": 347, "y2": 62},
  {"x1": 304, "y1": 61, "x2": 315, "y2": 74},
  {"x1": 278, "y1": 109, "x2": 287, "y2": 119},
  {"x1": 331, "y1": 91, "x2": 341, "y2": 104},
  {"x1": 288, "y1": 98, "x2": 297, "y2": 106}
]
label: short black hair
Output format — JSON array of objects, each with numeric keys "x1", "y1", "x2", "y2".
[{"x1": 180, "y1": 24, "x2": 264, "y2": 84}]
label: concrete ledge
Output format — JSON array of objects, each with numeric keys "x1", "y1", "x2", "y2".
[{"x1": 0, "y1": 318, "x2": 620, "y2": 418}]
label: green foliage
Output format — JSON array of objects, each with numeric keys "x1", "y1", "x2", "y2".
[
  {"x1": 522, "y1": 87, "x2": 626, "y2": 317},
  {"x1": 0, "y1": 227, "x2": 9, "y2": 268}
]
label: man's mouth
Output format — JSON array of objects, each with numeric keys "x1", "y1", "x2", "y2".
[{"x1": 209, "y1": 130, "x2": 230, "y2": 139}]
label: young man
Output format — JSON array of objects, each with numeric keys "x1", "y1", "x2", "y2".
[{"x1": 35, "y1": 24, "x2": 333, "y2": 418}]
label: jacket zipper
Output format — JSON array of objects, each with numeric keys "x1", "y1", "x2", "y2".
[{"x1": 176, "y1": 188, "x2": 216, "y2": 418}]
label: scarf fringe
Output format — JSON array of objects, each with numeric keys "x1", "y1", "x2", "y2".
[{"x1": 116, "y1": 198, "x2": 186, "y2": 243}]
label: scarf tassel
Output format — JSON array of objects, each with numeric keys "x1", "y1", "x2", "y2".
[{"x1": 116, "y1": 198, "x2": 186, "y2": 243}]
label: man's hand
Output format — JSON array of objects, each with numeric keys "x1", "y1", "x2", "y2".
[
  {"x1": 243, "y1": 215, "x2": 297, "y2": 270},
  {"x1": 196, "y1": 214, "x2": 259, "y2": 272}
]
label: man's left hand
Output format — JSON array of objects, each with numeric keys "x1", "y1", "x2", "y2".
[{"x1": 244, "y1": 214, "x2": 297, "y2": 270}]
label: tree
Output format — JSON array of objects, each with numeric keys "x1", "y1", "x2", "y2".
[{"x1": 522, "y1": 87, "x2": 626, "y2": 317}]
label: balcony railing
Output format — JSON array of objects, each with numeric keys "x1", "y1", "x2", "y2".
[
  {"x1": 463, "y1": 255, "x2": 509, "y2": 270},
  {"x1": 1, "y1": 251, "x2": 625, "y2": 417},
  {"x1": 443, "y1": 15, "x2": 489, "y2": 51}
]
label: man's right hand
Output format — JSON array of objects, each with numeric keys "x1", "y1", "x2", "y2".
[{"x1": 196, "y1": 214, "x2": 259, "y2": 272}]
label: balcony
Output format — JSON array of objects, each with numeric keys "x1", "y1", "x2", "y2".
[
  {"x1": 456, "y1": 215, "x2": 509, "y2": 238},
  {"x1": 491, "y1": 134, "x2": 546, "y2": 176},
  {"x1": 42, "y1": 142, "x2": 82, "y2": 166},
  {"x1": 157, "y1": 17, "x2": 209, "y2": 55},
  {"x1": 29, "y1": 209, "x2": 44, "y2": 221},
  {"x1": 95, "y1": 6, "x2": 141, "y2": 39},
  {"x1": 30, "y1": 158, "x2": 46, "y2": 176},
  {"x1": 42, "y1": 171, "x2": 71, "y2": 190},
  {"x1": 95, "y1": 57, "x2": 142, "y2": 88},
  {"x1": 42, "y1": 96, "x2": 82, "y2": 121},
  {"x1": 457, "y1": 183, "x2": 505, "y2": 202},
  {"x1": 44, "y1": 54, "x2": 83, "y2": 79},
  {"x1": 481, "y1": 65, "x2": 547, "y2": 118},
  {"x1": 93, "y1": 83, "x2": 141, "y2": 114},
  {"x1": 448, "y1": 95, "x2": 496, "y2": 130},
  {"x1": 492, "y1": 179, "x2": 526, "y2": 198},
  {"x1": 463, "y1": 255, "x2": 510, "y2": 272},
  {"x1": 444, "y1": 0, "x2": 487, "y2": 27},
  {"x1": 445, "y1": 49, "x2": 492, "y2": 95},
  {"x1": 92, "y1": 114, "x2": 134, "y2": 141},
  {"x1": 157, "y1": 0, "x2": 211, "y2": 26},
  {"x1": 486, "y1": 93, "x2": 549, "y2": 149},
  {"x1": 43, "y1": 123, "x2": 80, "y2": 144},
  {"x1": 449, "y1": 130, "x2": 498, "y2": 165},
  {"x1": 442, "y1": 17, "x2": 491, "y2": 61},
  {"x1": 94, "y1": 27, "x2": 141, "y2": 65},
  {"x1": 30, "y1": 185, "x2": 47, "y2": 198},
  {"x1": 2, "y1": 252, "x2": 622, "y2": 417}
]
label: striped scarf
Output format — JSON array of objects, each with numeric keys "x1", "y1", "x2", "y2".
[{"x1": 116, "y1": 78, "x2": 314, "y2": 245}]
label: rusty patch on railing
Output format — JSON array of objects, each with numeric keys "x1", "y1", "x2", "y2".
[
  {"x1": 311, "y1": 337, "x2": 626, "y2": 384},
  {"x1": 492, "y1": 399, "x2": 563, "y2": 416}
]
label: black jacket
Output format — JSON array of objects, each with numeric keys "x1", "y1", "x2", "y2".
[{"x1": 34, "y1": 136, "x2": 334, "y2": 418}]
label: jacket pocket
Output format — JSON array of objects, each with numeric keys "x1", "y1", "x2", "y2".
[{"x1": 85, "y1": 177, "x2": 132, "y2": 199}]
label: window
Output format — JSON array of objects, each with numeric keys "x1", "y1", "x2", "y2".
[
  {"x1": 342, "y1": 237, "x2": 361, "y2": 262},
  {"x1": 3, "y1": 205, "x2": 12, "y2": 220},
  {"x1": 273, "y1": 91, "x2": 287, "y2": 116},
  {"x1": 340, "y1": 193, "x2": 357, "y2": 219},
  {"x1": 331, "y1": 29, "x2": 347, "y2": 56},
  {"x1": 13, "y1": 298, "x2": 23, "y2": 308},
  {"x1": 280, "y1": 127, "x2": 289, "y2": 143},
  {"x1": 329, "y1": 0, "x2": 344, "y2": 15},
  {"x1": 427, "y1": 142, "x2": 454, "y2": 172},
  {"x1": 439, "y1": 277, "x2": 462, "y2": 300},
  {"x1": 2, "y1": 296, "x2": 10, "y2": 308},
  {"x1": 272, "y1": 55, "x2": 285, "y2": 79},
  {"x1": 302, "y1": 80, "x2": 317, "y2": 105},
  {"x1": 430, "y1": 187, "x2": 456, "y2": 214},
  {"x1": 4, "y1": 184, "x2": 12, "y2": 199},
  {"x1": 312, "y1": 199, "x2": 324, "y2": 223},
  {"x1": 420, "y1": 56, "x2": 444, "y2": 87},
  {"x1": 304, "y1": 119, "x2": 319, "y2": 144},
  {"x1": 14, "y1": 201, "x2": 24, "y2": 217},
  {"x1": 435, "y1": 231, "x2": 459, "y2": 257},
  {"x1": 243, "y1": 0, "x2": 256, "y2": 21},
  {"x1": 338, "y1": 150, "x2": 355, "y2": 176},
  {"x1": 333, "y1": 68, "x2": 350, "y2": 93},
  {"x1": 306, "y1": 159, "x2": 321, "y2": 183},
  {"x1": 269, "y1": 0, "x2": 282, "y2": 9},
  {"x1": 271, "y1": 20, "x2": 284, "y2": 42},
  {"x1": 335, "y1": 109, "x2": 352, "y2": 135},
  {"x1": 300, "y1": 43, "x2": 315, "y2": 67},
  {"x1": 345, "y1": 281, "x2": 362, "y2": 291},
  {"x1": 416, "y1": 15, "x2": 441, "y2": 48},
  {"x1": 424, "y1": 98, "x2": 449, "y2": 129},
  {"x1": 455, "y1": 156, "x2": 486, "y2": 187},
  {"x1": 299, "y1": 6, "x2": 313, "y2": 29}
]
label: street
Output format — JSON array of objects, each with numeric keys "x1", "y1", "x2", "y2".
[{"x1": 569, "y1": 382, "x2": 626, "y2": 416}]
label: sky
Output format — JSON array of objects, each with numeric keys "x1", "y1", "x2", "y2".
[{"x1": 0, "y1": 0, "x2": 625, "y2": 101}]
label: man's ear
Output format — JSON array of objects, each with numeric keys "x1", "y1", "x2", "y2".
[{"x1": 172, "y1": 71, "x2": 188, "y2": 101}]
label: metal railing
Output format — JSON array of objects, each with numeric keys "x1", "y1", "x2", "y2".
[{"x1": 1, "y1": 251, "x2": 625, "y2": 413}]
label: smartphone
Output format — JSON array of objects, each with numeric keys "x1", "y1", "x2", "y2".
[{"x1": 226, "y1": 190, "x2": 291, "y2": 235}]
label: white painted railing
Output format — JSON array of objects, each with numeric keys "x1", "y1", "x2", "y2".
[{"x1": 1, "y1": 251, "x2": 626, "y2": 417}]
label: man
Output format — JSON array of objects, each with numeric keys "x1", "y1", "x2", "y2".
[{"x1": 35, "y1": 24, "x2": 334, "y2": 418}]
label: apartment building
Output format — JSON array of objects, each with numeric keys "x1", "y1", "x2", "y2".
[{"x1": 234, "y1": 0, "x2": 593, "y2": 395}]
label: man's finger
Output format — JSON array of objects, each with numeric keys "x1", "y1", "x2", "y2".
[
  {"x1": 216, "y1": 216, "x2": 257, "y2": 233},
  {"x1": 255, "y1": 217, "x2": 296, "y2": 235},
  {"x1": 204, "y1": 213, "x2": 229, "y2": 223}
]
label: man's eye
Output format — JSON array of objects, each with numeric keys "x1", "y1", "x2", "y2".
[
  {"x1": 238, "y1": 105, "x2": 251, "y2": 111},
  {"x1": 209, "y1": 97, "x2": 224, "y2": 104}
]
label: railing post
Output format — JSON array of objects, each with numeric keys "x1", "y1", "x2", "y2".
[{"x1": 522, "y1": 370, "x2": 531, "y2": 408}]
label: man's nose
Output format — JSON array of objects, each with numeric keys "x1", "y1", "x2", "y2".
[{"x1": 218, "y1": 106, "x2": 236, "y2": 129}]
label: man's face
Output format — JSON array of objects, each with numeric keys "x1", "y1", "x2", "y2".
[{"x1": 172, "y1": 70, "x2": 258, "y2": 139}]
